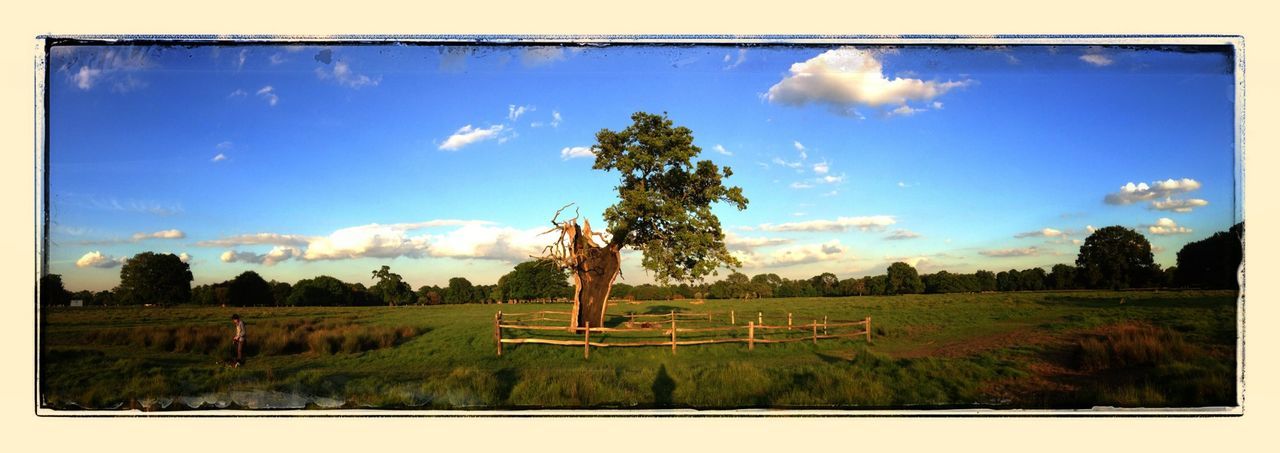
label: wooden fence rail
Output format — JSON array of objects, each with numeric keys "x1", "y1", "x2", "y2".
[{"x1": 493, "y1": 311, "x2": 872, "y2": 358}]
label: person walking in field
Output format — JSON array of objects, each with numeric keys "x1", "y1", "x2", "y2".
[{"x1": 230, "y1": 314, "x2": 246, "y2": 367}]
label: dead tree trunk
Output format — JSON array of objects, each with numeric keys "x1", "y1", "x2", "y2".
[{"x1": 540, "y1": 204, "x2": 622, "y2": 330}]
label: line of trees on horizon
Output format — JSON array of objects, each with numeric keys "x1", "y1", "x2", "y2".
[{"x1": 39, "y1": 222, "x2": 1243, "y2": 308}]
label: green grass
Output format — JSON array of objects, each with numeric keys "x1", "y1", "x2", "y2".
[{"x1": 39, "y1": 290, "x2": 1238, "y2": 410}]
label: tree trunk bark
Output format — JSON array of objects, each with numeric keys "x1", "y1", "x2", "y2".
[{"x1": 564, "y1": 221, "x2": 622, "y2": 330}]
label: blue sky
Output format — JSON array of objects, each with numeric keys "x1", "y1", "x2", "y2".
[{"x1": 45, "y1": 43, "x2": 1239, "y2": 291}]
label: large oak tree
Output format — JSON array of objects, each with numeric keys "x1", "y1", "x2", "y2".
[{"x1": 543, "y1": 112, "x2": 748, "y2": 329}]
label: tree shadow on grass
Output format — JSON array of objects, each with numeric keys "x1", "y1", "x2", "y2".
[{"x1": 652, "y1": 365, "x2": 676, "y2": 407}]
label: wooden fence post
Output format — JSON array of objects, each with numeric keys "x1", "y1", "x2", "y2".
[
  {"x1": 788, "y1": 312, "x2": 793, "y2": 330},
  {"x1": 812, "y1": 319, "x2": 818, "y2": 344},
  {"x1": 758, "y1": 312, "x2": 763, "y2": 325},
  {"x1": 748, "y1": 321, "x2": 755, "y2": 351},
  {"x1": 495, "y1": 311, "x2": 503, "y2": 356},
  {"x1": 730, "y1": 310, "x2": 735, "y2": 325},
  {"x1": 584, "y1": 321, "x2": 590, "y2": 359},
  {"x1": 670, "y1": 311, "x2": 677, "y2": 355},
  {"x1": 823, "y1": 316, "x2": 828, "y2": 336},
  {"x1": 865, "y1": 316, "x2": 872, "y2": 344}
]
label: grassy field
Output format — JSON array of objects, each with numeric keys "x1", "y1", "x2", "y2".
[{"x1": 39, "y1": 290, "x2": 1238, "y2": 411}]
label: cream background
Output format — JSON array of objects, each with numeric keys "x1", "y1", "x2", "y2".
[{"x1": 1, "y1": 0, "x2": 1274, "y2": 451}]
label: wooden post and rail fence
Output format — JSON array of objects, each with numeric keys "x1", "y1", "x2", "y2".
[{"x1": 493, "y1": 309, "x2": 872, "y2": 359}]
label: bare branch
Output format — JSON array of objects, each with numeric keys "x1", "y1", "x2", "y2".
[{"x1": 550, "y1": 203, "x2": 575, "y2": 226}]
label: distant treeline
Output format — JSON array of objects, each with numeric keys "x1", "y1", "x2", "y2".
[{"x1": 39, "y1": 223, "x2": 1242, "y2": 307}]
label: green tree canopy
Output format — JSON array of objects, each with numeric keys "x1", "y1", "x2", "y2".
[
  {"x1": 371, "y1": 265, "x2": 417, "y2": 306},
  {"x1": 1076, "y1": 226, "x2": 1159, "y2": 289},
  {"x1": 886, "y1": 262, "x2": 924, "y2": 295},
  {"x1": 1175, "y1": 222, "x2": 1243, "y2": 289},
  {"x1": 593, "y1": 111, "x2": 749, "y2": 283},
  {"x1": 227, "y1": 271, "x2": 272, "y2": 306},
  {"x1": 116, "y1": 252, "x2": 193, "y2": 306},
  {"x1": 498, "y1": 260, "x2": 572, "y2": 302},
  {"x1": 40, "y1": 274, "x2": 69, "y2": 307},
  {"x1": 287, "y1": 275, "x2": 353, "y2": 306}
]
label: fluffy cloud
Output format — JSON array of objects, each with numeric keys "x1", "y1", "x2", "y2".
[
  {"x1": 75, "y1": 251, "x2": 125, "y2": 268},
  {"x1": 760, "y1": 215, "x2": 896, "y2": 233},
  {"x1": 888, "y1": 104, "x2": 925, "y2": 117},
  {"x1": 1104, "y1": 178, "x2": 1202, "y2": 205},
  {"x1": 221, "y1": 246, "x2": 300, "y2": 266},
  {"x1": 813, "y1": 162, "x2": 829, "y2": 174},
  {"x1": 1080, "y1": 53, "x2": 1114, "y2": 67},
  {"x1": 256, "y1": 86, "x2": 279, "y2": 106},
  {"x1": 712, "y1": 144, "x2": 733, "y2": 156},
  {"x1": 178, "y1": 252, "x2": 191, "y2": 263},
  {"x1": 1014, "y1": 227, "x2": 1066, "y2": 239},
  {"x1": 768, "y1": 240, "x2": 847, "y2": 266},
  {"x1": 315, "y1": 61, "x2": 380, "y2": 88},
  {"x1": 1150, "y1": 197, "x2": 1210, "y2": 213},
  {"x1": 885, "y1": 229, "x2": 921, "y2": 240},
  {"x1": 61, "y1": 47, "x2": 152, "y2": 91},
  {"x1": 723, "y1": 49, "x2": 747, "y2": 70},
  {"x1": 439, "y1": 124, "x2": 506, "y2": 151},
  {"x1": 772, "y1": 157, "x2": 803, "y2": 169},
  {"x1": 74, "y1": 66, "x2": 103, "y2": 90},
  {"x1": 211, "y1": 153, "x2": 227, "y2": 162},
  {"x1": 560, "y1": 146, "x2": 596, "y2": 160},
  {"x1": 195, "y1": 233, "x2": 314, "y2": 248},
  {"x1": 1146, "y1": 218, "x2": 1193, "y2": 235},
  {"x1": 724, "y1": 232, "x2": 792, "y2": 250},
  {"x1": 793, "y1": 141, "x2": 807, "y2": 159},
  {"x1": 765, "y1": 47, "x2": 972, "y2": 113},
  {"x1": 508, "y1": 104, "x2": 534, "y2": 121},
  {"x1": 979, "y1": 247, "x2": 1040, "y2": 258},
  {"x1": 521, "y1": 47, "x2": 566, "y2": 67},
  {"x1": 131, "y1": 229, "x2": 186, "y2": 241}
]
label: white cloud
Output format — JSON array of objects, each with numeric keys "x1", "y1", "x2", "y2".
[
  {"x1": 521, "y1": 47, "x2": 566, "y2": 67},
  {"x1": 237, "y1": 49, "x2": 248, "y2": 70},
  {"x1": 723, "y1": 49, "x2": 747, "y2": 70},
  {"x1": 75, "y1": 251, "x2": 124, "y2": 268},
  {"x1": 196, "y1": 232, "x2": 315, "y2": 248},
  {"x1": 724, "y1": 232, "x2": 792, "y2": 251},
  {"x1": 789, "y1": 182, "x2": 814, "y2": 189},
  {"x1": 820, "y1": 174, "x2": 844, "y2": 184},
  {"x1": 768, "y1": 240, "x2": 847, "y2": 266},
  {"x1": 74, "y1": 66, "x2": 102, "y2": 90},
  {"x1": 1150, "y1": 197, "x2": 1209, "y2": 213},
  {"x1": 712, "y1": 144, "x2": 733, "y2": 156},
  {"x1": 551, "y1": 110, "x2": 562, "y2": 127},
  {"x1": 888, "y1": 104, "x2": 925, "y2": 117},
  {"x1": 931, "y1": 101, "x2": 944, "y2": 109},
  {"x1": 1080, "y1": 53, "x2": 1114, "y2": 67},
  {"x1": 772, "y1": 157, "x2": 803, "y2": 169},
  {"x1": 221, "y1": 246, "x2": 301, "y2": 266},
  {"x1": 1014, "y1": 227, "x2": 1066, "y2": 239},
  {"x1": 897, "y1": 181, "x2": 911, "y2": 188},
  {"x1": 439, "y1": 124, "x2": 506, "y2": 151},
  {"x1": 211, "y1": 153, "x2": 227, "y2": 162},
  {"x1": 813, "y1": 162, "x2": 829, "y2": 174},
  {"x1": 228, "y1": 89, "x2": 248, "y2": 98},
  {"x1": 560, "y1": 146, "x2": 596, "y2": 160},
  {"x1": 1104, "y1": 178, "x2": 1203, "y2": 208},
  {"x1": 508, "y1": 104, "x2": 534, "y2": 121},
  {"x1": 1146, "y1": 218, "x2": 1193, "y2": 235},
  {"x1": 885, "y1": 229, "x2": 921, "y2": 240},
  {"x1": 793, "y1": 141, "x2": 807, "y2": 160},
  {"x1": 979, "y1": 247, "x2": 1040, "y2": 258},
  {"x1": 269, "y1": 53, "x2": 286, "y2": 65},
  {"x1": 760, "y1": 215, "x2": 896, "y2": 233},
  {"x1": 178, "y1": 252, "x2": 191, "y2": 263},
  {"x1": 315, "y1": 61, "x2": 380, "y2": 89},
  {"x1": 256, "y1": 85, "x2": 279, "y2": 106},
  {"x1": 1086, "y1": 225, "x2": 1097, "y2": 234},
  {"x1": 766, "y1": 47, "x2": 972, "y2": 113},
  {"x1": 131, "y1": 229, "x2": 185, "y2": 241}
]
